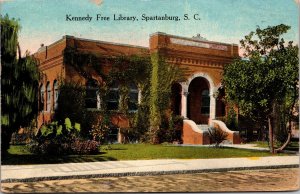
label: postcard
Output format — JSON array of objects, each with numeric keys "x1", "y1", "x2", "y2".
[{"x1": 1, "y1": 0, "x2": 299, "y2": 193}]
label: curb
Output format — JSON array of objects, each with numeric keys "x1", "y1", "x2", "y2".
[{"x1": 1, "y1": 164, "x2": 299, "y2": 183}]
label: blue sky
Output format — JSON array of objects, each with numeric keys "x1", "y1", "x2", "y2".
[{"x1": 1, "y1": 0, "x2": 299, "y2": 55}]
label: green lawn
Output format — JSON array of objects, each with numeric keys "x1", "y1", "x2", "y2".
[
  {"x1": 249, "y1": 141, "x2": 269, "y2": 148},
  {"x1": 249, "y1": 140, "x2": 299, "y2": 151},
  {"x1": 2, "y1": 143, "x2": 287, "y2": 165}
]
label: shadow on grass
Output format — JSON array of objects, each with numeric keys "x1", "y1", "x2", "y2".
[
  {"x1": 102, "y1": 148, "x2": 127, "y2": 151},
  {"x1": 284, "y1": 146, "x2": 299, "y2": 152},
  {"x1": 1, "y1": 152, "x2": 117, "y2": 165}
]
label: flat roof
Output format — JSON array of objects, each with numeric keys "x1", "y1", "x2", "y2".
[
  {"x1": 149, "y1": 32, "x2": 238, "y2": 46},
  {"x1": 36, "y1": 35, "x2": 148, "y2": 54}
]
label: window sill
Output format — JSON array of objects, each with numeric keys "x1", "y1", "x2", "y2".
[{"x1": 86, "y1": 108, "x2": 102, "y2": 112}]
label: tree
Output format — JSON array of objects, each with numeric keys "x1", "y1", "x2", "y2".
[
  {"x1": 1, "y1": 15, "x2": 40, "y2": 155},
  {"x1": 222, "y1": 24, "x2": 298, "y2": 153},
  {"x1": 54, "y1": 82, "x2": 87, "y2": 136}
]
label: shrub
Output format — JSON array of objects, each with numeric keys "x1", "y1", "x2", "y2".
[
  {"x1": 226, "y1": 107, "x2": 238, "y2": 131},
  {"x1": 54, "y1": 82, "x2": 88, "y2": 136},
  {"x1": 31, "y1": 118, "x2": 100, "y2": 155},
  {"x1": 89, "y1": 114, "x2": 110, "y2": 143},
  {"x1": 10, "y1": 121, "x2": 37, "y2": 145},
  {"x1": 30, "y1": 141, "x2": 70, "y2": 155},
  {"x1": 172, "y1": 115, "x2": 184, "y2": 143},
  {"x1": 131, "y1": 104, "x2": 150, "y2": 142},
  {"x1": 71, "y1": 139, "x2": 100, "y2": 154},
  {"x1": 37, "y1": 118, "x2": 80, "y2": 144},
  {"x1": 120, "y1": 127, "x2": 139, "y2": 143},
  {"x1": 157, "y1": 114, "x2": 183, "y2": 143},
  {"x1": 208, "y1": 127, "x2": 228, "y2": 147}
]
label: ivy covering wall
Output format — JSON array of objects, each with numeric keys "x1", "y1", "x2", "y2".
[
  {"x1": 149, "y1": 52, "x2": 187, "y2": 143},
  {"x1": 60, "y1": 47, "x2": 187, "y2": 143}
]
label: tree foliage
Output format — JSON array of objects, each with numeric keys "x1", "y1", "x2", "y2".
[
  {"x1": 54, "y1": 82, "x2": 87, "y2": 132},
  {"x1": 223, "y1": 24, "x2": 298, "y2": 152},
  {"x1": 1, "y1": 15, "x2": 40, "y2": 154}
]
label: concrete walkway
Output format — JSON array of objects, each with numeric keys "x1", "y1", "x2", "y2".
[
  {"x1": 221, "y1": 143, "x2": 270, "y2": 150},
  {"x1": 1, "y1": 156, "x2": 299, "y2": 183},
  {"x1": 177, "y1": 143, "x2": 270, "y2": 151}
]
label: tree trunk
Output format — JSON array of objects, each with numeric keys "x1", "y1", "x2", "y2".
[
  {"x1": 276, "y1": 86, "x2": 297, "y2": 152},
  {"x1": 268, "y1": 116, "x2": 275, "y2": 154},
  {"x1": 17, "y1": 42, "x2": 21, "y2": 59},
  {"x1": 275, "y1": 119, "x2": 292, "y2": 152},
  {"x1": 275, "y1": 133, "x2": 291, "y2": 152}
]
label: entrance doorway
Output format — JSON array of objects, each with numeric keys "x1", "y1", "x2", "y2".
[{"x1": 187, "y1": 77, "x2": 210, "y2": 124}]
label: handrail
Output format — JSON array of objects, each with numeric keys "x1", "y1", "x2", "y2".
[
  {"x1": 183, "y1": 120, "x2": 204, "y2": 134},
  {"x1": 211, "y1": 119, "x2": 237, "y2": 133}
]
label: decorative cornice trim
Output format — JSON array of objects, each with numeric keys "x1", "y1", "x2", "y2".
[{"x1": 150, "y1": 31, "x2": 238, "y2": 46}]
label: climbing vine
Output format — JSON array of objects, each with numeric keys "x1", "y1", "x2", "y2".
[
  {"x1": 63, "y1": 47, "x2": 151, "y2": 140},
  {"x1": 63, "y1": 45, "x2": 187, "y2": 143},
  {"x1": 149, "y1": 52, "x2": 187, "y2": 144}
]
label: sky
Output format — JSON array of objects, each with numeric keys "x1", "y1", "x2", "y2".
[{"x1": 1, "y1": 0, "x2": 299, "y2": 56}]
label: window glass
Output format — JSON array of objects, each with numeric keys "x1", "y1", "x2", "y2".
[
  {"x1": 128, "y1": 82, "x2": 138, "y2": 111},
  {"x1": 201, "y1": 89, "x2": 210, "y2": 115},
  {"x1": 40, "y1": 84, "x2": 44, "y2": 111},
  {"x1": 107, "y1": 81, "x2": 119, "y2": 110},
  {"x1": 46, "y1": 82, "x2": 51, "y2": 111},
  {"x1": 53, "y1": 80, "x2": 59, "y2": 110},
  {"x1": 86, "y1": 79, "x2": 98, "y2": 108}
]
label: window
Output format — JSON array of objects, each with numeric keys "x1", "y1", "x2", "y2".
[
  {"x1": 40, "y1": 84, "x2": 45, "y2": 111},
  {"x1": 107, "y1": 81, "x2": 119, "y2": 110},
  {"x1": 128, "y1": 82, "x2": 138, "y2": 111},
  {"x1": 86, "y1": 79, "x2": 99, "y2": 109},
  {"x1": 201, "y1": 89, "x2": 210, "y2": 115},
  {"x1": 46, "y1": 82, "x2": 51, "y2": 112},
  {"x1": 53, "y1": 80, "x2": 59, "y2": 110}
]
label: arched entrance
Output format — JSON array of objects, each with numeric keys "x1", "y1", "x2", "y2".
[
  {"x1": 187, "y1": 77, "x2": 210, "y2": 124},
  {"x1": 171, "y1": 83, "x2": 182, "y2": 115}
]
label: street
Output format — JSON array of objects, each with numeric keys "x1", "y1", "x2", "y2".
[{"x1": 1, "y1": 168, "x2": 299, "y2": 193}]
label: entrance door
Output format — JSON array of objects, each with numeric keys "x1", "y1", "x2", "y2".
[{"x1": 187, "y1": 77, "x2": 210, "y2": 124}]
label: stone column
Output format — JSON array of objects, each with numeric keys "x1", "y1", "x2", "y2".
[
  {"x1": 180, "y1": 84, "x2": 188, "y2": 119},
  {"x1": 181, "y1": 92, "x2": 188, "y2": 118},
  {"x1": 138, "y1": 89, "x2": 142, "y2": 104},
  {"x1": 97, "y1": 91, "x2": 101, "y2": 109},
  {"x1": 209, "y1": 89, "x2": 216, "y2": 125}
]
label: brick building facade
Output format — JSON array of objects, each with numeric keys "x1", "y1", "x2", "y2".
[{"x1": 35, "y1": 32, "x2": 240, "y2": 144}]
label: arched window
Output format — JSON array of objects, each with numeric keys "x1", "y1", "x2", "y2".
[
  {"x1": 40, "y1": 84, "x2": 45, "y2": 111},
  {"x1": 107, "y1": 81, "x2": 119, "y2": 110},
  {"x1": 201, "y1": 89, "x2": 210, "y2": 115},
  {"x1": 86, "y1": 79, "x2": 99, "y2": 109},
  {"x1": 128, "y1": 82, "x2": 138, "y2": 112},
  {"x1": 46, "y1": 82, "x2": 51, "y2": 112},
  {"x1": 53, "y1": 80, "x2": 59, "y2": 110}
]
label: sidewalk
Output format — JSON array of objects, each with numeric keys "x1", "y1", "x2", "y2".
[
  {"x1": 1, "y1": 156, "x2": 299, "y2": 183},
  {"x1": 177, "y1": 143, "x2": 270, "y2": 151}
]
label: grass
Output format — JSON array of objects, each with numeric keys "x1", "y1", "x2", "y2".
[
  {"x1": 249, "y1": 140, "x2": 299, "y2": 152},
  {"x1": 100, "y1": 144, "x2": 278, "y2": 160},
  {"x1": 2, "y1": 143, "x2": 288, "y2": 165},
  {"x1": 249, "y1": 141, "x2": 269, "y2": 148}
]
